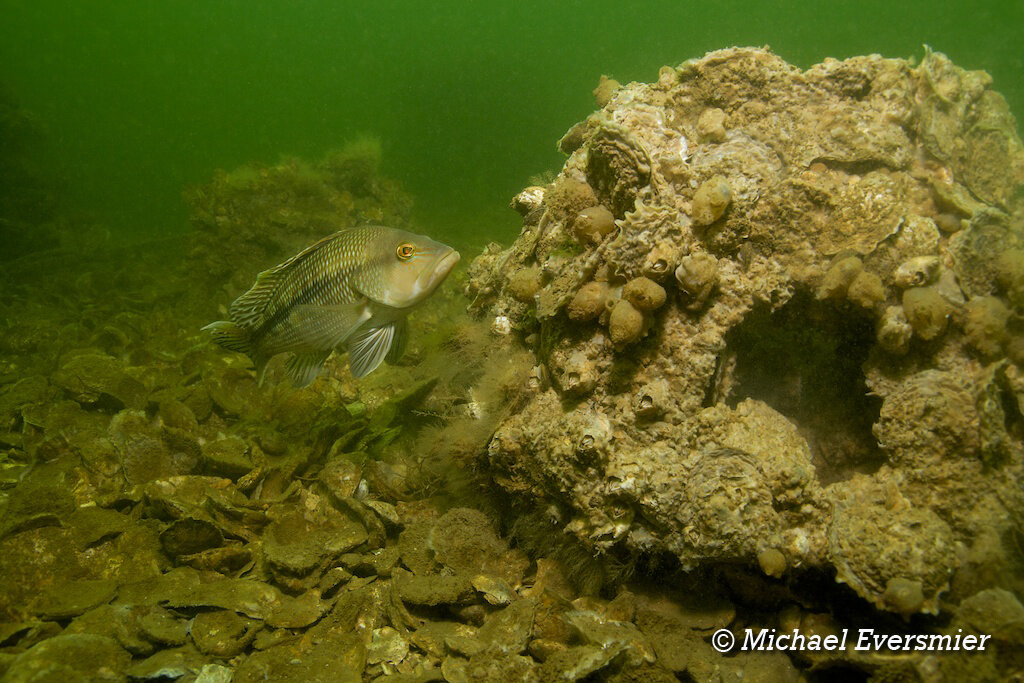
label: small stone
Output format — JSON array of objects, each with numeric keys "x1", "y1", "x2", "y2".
[
  {"x1": 593, "y1": 75, "x2": 620, "y2": 107},
  {"x1": 846, "y1": 270, "x2": 886, "y2": 309},
  {"x1": 902, "y1": 286, "x2": 950, "y2": 340},
  {"x1": 623, "y1": 277, "x2": 667, "y2": 312},
  {"x1": 367, "y1": 626, "x2": 409, "y2": 665},
  {"x1": 697, "y1": 107, "x2": 728, "y2": 143},
  {"x1": 817, "y1": 256, "x2": 863, "y2": 299},
  {"x1": 883, "y1": 577, "x2": 925, "y2": 619},
  {"x1": 472, "y1": 574, "x2": 516, "y2": 606},
  {"x1": 511, "y1": 186, "x2": 545, "y2": 217},
  {"x1": 567, "y1": 282, "x2": 609, "y2": 322},
  {"x1": 572, "y1": 206, "x2": 616, "y2": 245},
  {"x1": 878, "y1": 305, "x2": 913, "y2": 354},
  {"x1": 892, "y1": 255, "x2": 939, "y2": 289},
  {"x1": 757, "y1": 549, "x2": 787, "y2": 578},
  {"x1": 509, "y1": 266, "x2": 542, "y2": 303},
  {"x1": 691, "y1": 175, "x2": 732, "y2": 226},
  {"x1": 674, "y1": 252, "x2": 719, "y2": 309},
  {"x1": 963, "y1": 296, "x2": 1010, "y2": 357},
  {"x1": 609, "y1": 299, "x2": 644, "y2": 347}
]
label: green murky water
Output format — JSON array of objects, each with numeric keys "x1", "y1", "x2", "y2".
[
  {"x1": 2, "y1": 4, "x2": 1024, "y2": 681},
  {"x1": 2, "y1": 0, "x2": 1022, "y2": 248}
]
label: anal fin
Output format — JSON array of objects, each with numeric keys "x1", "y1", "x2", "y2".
[{"x1": 285, "y1": 350, "x2": 332, "y2": 388}]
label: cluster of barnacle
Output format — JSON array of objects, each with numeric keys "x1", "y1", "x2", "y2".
[
  {"x1": 565, "y1": 275, "x2": 667, "y2": 348},
  {"x1": 540, "y1": 182, "x2": 729, "y2": 349},
  {"x1": 815, "y1": 244, "x2": 1024, "y2": 363}
]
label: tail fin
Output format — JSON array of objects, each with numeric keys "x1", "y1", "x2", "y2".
[{"x1": 202, "y1": 320, "x2": 270, "y2": 384}]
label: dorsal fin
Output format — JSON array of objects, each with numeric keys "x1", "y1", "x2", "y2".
[
  {"x1": 229, "y1": 231, "x2": 346, "y2": 329},
  {"x1": 229, "y1": 266, "x2": 285, "y2": 328}
]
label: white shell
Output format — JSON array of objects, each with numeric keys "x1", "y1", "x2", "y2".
[{"x1": 491, "y1": 315, "x2": 511, "y2": 335}]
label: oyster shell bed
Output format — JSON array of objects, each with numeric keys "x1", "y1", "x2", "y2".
[{"x1": 1, "y1": 47, "x2": 1023, "y2": 681}]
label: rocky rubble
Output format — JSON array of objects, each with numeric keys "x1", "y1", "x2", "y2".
[{"x1": 467, "y1": 47, "x2": 1024, "y2": 676}]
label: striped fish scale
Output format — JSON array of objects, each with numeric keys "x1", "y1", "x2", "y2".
[{"x1": 204, "y1": 225, "x2": 459, "y2": 387}]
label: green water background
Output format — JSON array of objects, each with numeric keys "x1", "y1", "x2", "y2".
[{"x1": 2, "y1": 0, "x2": 1021, "y2": 250}]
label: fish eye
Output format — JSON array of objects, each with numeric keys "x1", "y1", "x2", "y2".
[{"x1": 396, "y1": 243, "x2": 416, "y2": 261}]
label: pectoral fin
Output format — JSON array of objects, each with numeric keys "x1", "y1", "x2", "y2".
[
  {"x1": 347, "y1": 323, "x2": 396, "y2": 379},
  {"x1": 385, "y1": 318, "x2": 408, "y2": 364}
]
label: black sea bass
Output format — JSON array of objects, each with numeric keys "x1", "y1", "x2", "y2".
[{"x1": 204, "y1": 226, "x2": 459, "y2": 387}]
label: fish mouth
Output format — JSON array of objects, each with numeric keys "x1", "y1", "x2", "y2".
[
  {"x1": 414, "y1": 247, "x2": 460, "y2": 297},
  {"x1": 436, "y1": 248, "x2": 461, "y2": 277}
]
